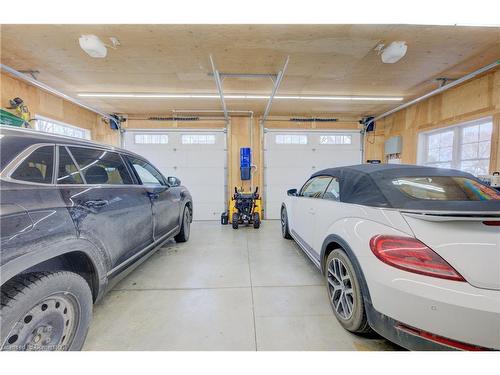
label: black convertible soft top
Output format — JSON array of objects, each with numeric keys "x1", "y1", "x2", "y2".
[{"x1": 311, "y1": 164, "x2": 500, "y2": 211}]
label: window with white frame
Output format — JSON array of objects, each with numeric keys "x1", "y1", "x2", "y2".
[
  {"x1": 35, "y1": 116, "x2": 91, "y2": 140},
  {"x1": 319, "y1": 135, "x2": 352, "y2": 145},
  {"x1": 275, "y1": 134, "x2": 308, "y2": 145},
  {"x1": 134, "y1": 134, "x2": 168, "y2": 144},
  {"x1": 181, "y1": 134, "x2": 216, "y2": 144},
  {"x1": 420, "y1": 118, "x2": 493, "y2": 176}
]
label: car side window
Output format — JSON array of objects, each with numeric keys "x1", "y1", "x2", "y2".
[
  {"x1": 68, "y1": 147, "x2": 133, "y2": 185},
  {"x1": 127, "y1": 157, "x2": 166, "y2": 186},
  {"x1": 11, "y1": 145, "x2": 54, "y2": 184},
  {"x1": 323, "y1": 177, "x2": 340, "y2": 201},
  {"x1": 300, "y1": 176, "x2": 332, "y2": 198},
  {"x1": 57, "y1": 146, "x2": 84, "y2": 184}
]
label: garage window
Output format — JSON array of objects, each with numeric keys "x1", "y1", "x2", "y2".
[
  {"x1": 35, "y1": 115, "x2": 91, "y2": 140},
  {"x1": 275, "y1": 134, "x2": 307, "y2": 145},
  {"x1": 420, "y1": 118, "x2": 493, "y2": 176},
  {"x1": 181, "y1": 134, "x2": 216, "y2": 144},
  {"x1": 319, "y1": 135, "x2": 352, "y2": 145},
  {"x1": 134, "y1": 134, "x2": 168, "y2": 144}
]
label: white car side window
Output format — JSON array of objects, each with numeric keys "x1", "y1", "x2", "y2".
[
  {"x1": 300, "y1": 176, "x2": 332, "y2": 198},
  {"x1": 323, "y1": 178, "x2": 340, "y2": 201}
]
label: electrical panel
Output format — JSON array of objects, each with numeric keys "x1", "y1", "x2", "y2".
[{"x1": 384, "y1": 136, "x2": 402, "y2": 155}]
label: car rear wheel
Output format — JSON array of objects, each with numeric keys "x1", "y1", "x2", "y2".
[
  {"x1": 0, "y1": 271, "x2": 93, "y2": 351},
  {"x1": 325, "y1": 250, "x2": 372, "y2": 334},
  {"x1": 175, "y1": 206, "x2": 191, "y2": 243},
  {"x1": 281, "y1": 207, "x2": 292, "y2": 239}
]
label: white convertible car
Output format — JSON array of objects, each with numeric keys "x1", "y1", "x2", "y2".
[{"x1": 280, "y1": 164, "x2": 500, "y2": 351}]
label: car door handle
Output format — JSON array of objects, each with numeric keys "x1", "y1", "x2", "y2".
[
  {"x1": 308, "y1": 208, "x2": 315, "y2": 215},
  {"x1": 82, "y1": 199, "x2": 109, "y2": 208}
]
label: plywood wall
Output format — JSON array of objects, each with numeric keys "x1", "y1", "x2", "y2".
[
  {"x1": 365, "y1": 68, "x2": 500, "y2": 172},
  {"x1": 0, "y1": 72, "x2": 120, "y2": 146}
]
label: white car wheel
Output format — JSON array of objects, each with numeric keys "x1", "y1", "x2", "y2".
[
  {"x1": 326, "y1": 249, "x2": 371, "y2": 333},
  {"x1": 280, "y1": 207, "x2": 292, "y2": 239}
]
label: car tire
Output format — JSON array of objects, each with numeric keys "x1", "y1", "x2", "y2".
[
  {"x1": 325, "y1": 249, "x2": 372, "y2": 334},
  {"x1": 280, "y1": 206, "x2": 292, "y2": 239},
  {"x1": 175, "y1": 206, "x2": 191, "y2": 243},
  {"x1": 0, "y1": 271, "x2": 93, "y2": 351},
  {"x1": 232, "y1": 213, "x2": 239, "y2": 229},
  {"x1": 253, "y1": 212, "x2": 260, "y2": 229}
]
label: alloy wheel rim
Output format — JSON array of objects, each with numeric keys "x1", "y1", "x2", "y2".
[
  {"x1": 281, "y1": 210, "x2": 286, "y2": 234},
  {"x1": 2, "y1": 294, "x2": 79, "y2": 351},
  {"x1": 327, "y1": 258, "x2": 355, "y2": 320}
]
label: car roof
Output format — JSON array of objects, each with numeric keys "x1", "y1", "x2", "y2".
[
  {"x1": 313, "y1": 163, "x2": 469, "y2": 178},
  {"x1": 0, "y1": 125, "x2": 143, "y2": 159},
  {"x1": 310, "y1": 163, "x2": 500, "y2": 211}
]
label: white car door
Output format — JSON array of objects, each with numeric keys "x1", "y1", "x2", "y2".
[
  {"x1": 311, "y1": 177, "x2": 341, "y2": 253},
  {"x1": 292, "y1": 176, "x2": 332, "y2": 249}
]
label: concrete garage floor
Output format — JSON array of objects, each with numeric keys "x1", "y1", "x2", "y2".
[{"x1": 83, "y1": 221, "x2": 400, "y2": 351}]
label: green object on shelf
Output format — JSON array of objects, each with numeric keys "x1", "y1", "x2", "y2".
[{"x1": 0, "y1": 108, "x2": 27, "y2": 127}]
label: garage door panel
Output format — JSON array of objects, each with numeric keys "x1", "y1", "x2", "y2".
[
  {"x1": 265, "y1": 167, "x2": 312, "y2": 187},
  {"x1": 180, "y1": 183, "x2": 224, "y2": 197},
  {"x1": 176, "y1": 167, "x2": 224, "y2": 181},
  {"x1": 191, "y1": 202, "x2": 221, "y2": 221},
  {"x1": 182, "y1": 150, "x2": 225, "y2": 167},
  {"x1": 264, "y1": 131, "x2": 361, "y2": 219},
  {"x1": 310, "y1": 151, "x2": 361, "y2": 169},
  {"x1": 123, "y1": 131, "x2": 225, "y2": 221},
  {"x1": 264, "y1": 150, "x2": 315, "y2": 168}
]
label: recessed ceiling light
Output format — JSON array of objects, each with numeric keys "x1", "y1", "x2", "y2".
[{"x1": 77, "y1": 93, "x2": 403, "y2": 101}]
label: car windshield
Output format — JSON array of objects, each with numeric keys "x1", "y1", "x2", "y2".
[{"x1": 391, "y1": 176, "x2": 500, "y2": 201}]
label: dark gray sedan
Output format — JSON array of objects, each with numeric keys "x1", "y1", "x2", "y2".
[{"x1": 0, "y1": 126, "x2": 193, "y2": 351}]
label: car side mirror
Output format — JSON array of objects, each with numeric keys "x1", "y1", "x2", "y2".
[
  {"x1": 167, "y1": 176, "x2": 181, "y2": 187},
  {"x1": 287, "y1": 188, "x2": 298, "y2": 196}
]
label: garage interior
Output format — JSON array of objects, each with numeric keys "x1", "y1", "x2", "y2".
[{"x1": 1, "y1": 24, "x2": 500, "y2": 351}]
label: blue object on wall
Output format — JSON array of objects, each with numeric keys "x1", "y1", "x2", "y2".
[{"x1": 240, "y1": 147, "x2": 251, "y2": 180}]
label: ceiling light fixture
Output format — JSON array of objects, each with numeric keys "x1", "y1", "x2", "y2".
[
  {"x1": 79, "y1": 35, "x2": 121, "y2": 58},
  {"x1": 78, "y1": 93, "x2": 403, "y2": 101},
  {"x1": 275, "y1": 96, "x2": 403, "y2": 101},
  {"x1": 378, "y1": 41, "x2": 408, "y2": 64},
  {"x1": 79, "y1": 35, "x2": 107, "y2": 58}
]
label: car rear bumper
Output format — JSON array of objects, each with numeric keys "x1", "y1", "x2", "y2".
[
  {"x1": 366, "y1": 266, "x2": 500, "y2": 350},
  {"x1": 365, "y1": 299, "x2": 495, "y2": 351}
]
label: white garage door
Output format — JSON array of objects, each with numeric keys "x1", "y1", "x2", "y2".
[
  {"x1": 123, "y1": 130, "x2": 226, "y2": 221},
  {"x1": 264, "y1": 130, "x2": 362, "y2": 219}
]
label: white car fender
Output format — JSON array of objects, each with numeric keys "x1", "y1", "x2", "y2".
[{"x1": 281, "y1": 195, "x2": 296, "y2": 230}]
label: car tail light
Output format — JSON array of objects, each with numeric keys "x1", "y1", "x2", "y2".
[
  {"x1": 369, "y1": 235, "x2": 465, "y2": 281},
  {"x1": 483, "y1": 221, "x2": 500, "y2": 226}
]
